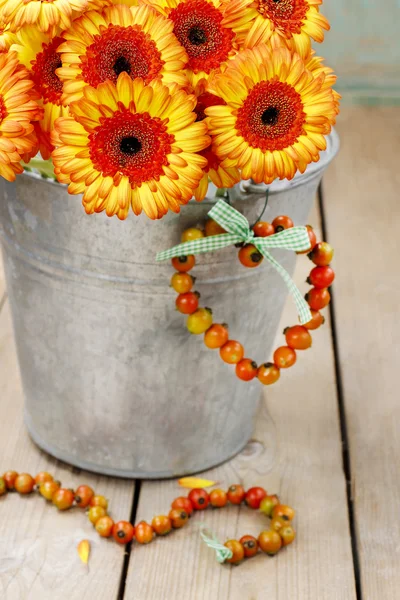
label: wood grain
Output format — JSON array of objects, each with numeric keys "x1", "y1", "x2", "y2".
[
  {"x1": 124, "y1": 202, "x2": 357, "y2": 600},
  {"x1": 0, "y1": 250, "x2": 5, "y2": 305},
  {"x1": 0, "y1": 300, "x2": 135, "y2": 600},
  {"x1": 323, "y1": 106, "x2": 400, "y2": 600}
]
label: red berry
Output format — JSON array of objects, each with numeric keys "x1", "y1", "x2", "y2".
[
  {"x1": 306, "y1": 287, "x2": 331, "y2": 310},
  {"x1": 176, "y1": 292, "x2": 199, "y2": 314},
  {"x1": 308, "y1": 242, "x2": 334, "y2": 266},
  {"x1": 284, "y1": 325, "x2": 312, "y2": 350},
  {"x1": 204, "y1": 323, "x2": 229, "y2": 349},
  {"x1": 272, "y1": 215, "x2": 294, "y2": 232},
  {"x1": 238, "y1": 244, "x2": 263, "y2": 268},
  {"x1": 240, "y1": 535, "x2": 259, "y2": 558},
  {"x1": 168, "y1": 509, "x2": 189, "y2": 528},
  {"x1": 253, "y1": 221, "x2": 274, "y2": 237},
  {"x1": 172, "y1": 255, "x2": 195, "y2": 272},
  {"x1": 224, "y1": 540, "x2": 245, "y2": 564},
  {"x1": 235, "y1": 359, "x2": 258, "y2": 381},
  {"x1": 75, "y1": 484, "x2": 95, "y2": 508},
  {"x1": 3, "y1": 471, "x2": 18, "y2": 490},
  {"x1": 188, "y1": 488, "x2": 209, "y2": 510},
  {"x1": 245, "y1": 486, "x2": 267, "y2": 509},
  {"x1": 308, "y1": 266, "x2": 335, "y2": 288},
  {"x1": 112, "y1": 521, "x2": 135, "y2": 544},
  {"x1": 171, "y1": 496, "x2": 194, "y2": 516}
]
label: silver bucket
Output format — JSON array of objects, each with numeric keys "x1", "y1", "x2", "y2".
[{"x1": 0, "y1": 131, "x2": 339, "y2": 478}]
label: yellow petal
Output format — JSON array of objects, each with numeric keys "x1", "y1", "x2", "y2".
[
  {"x1": 178, "y1": 477, "x2": 217, "y2": 489},
  {"x1": 77, "y1": 540, "x2": 90, "y2": 565}
]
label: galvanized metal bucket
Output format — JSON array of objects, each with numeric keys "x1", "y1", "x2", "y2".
[{"x1": 0, "y1": 130, "x2": 339, "y2": 478}]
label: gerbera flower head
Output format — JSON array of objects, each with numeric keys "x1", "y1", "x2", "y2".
[
  {"x1": 0, "y1": 52, "x2": 42, "y2": 181},
  {"x1": 0, "y1": 0, "x2": 89, "y2": 34},
  {"x1": 51, "y1": 73, "x2": 210, "y2": 220},
  {"x1": 11, "y1": 27, "x2": 69, "y2": 159},
  {"x1": 0, "y1": 21, "x2": 16, "y2": 52},
  {"x1": 222, "y1": 0, "x2": 329, "y2": 58},
  {"x1": 58, "y1": 4, "x2": 189, "y2": 105},
  {"x1": 206, "y1": 44, "x2": 338, "y2": 184},
  {"x1": 142, "y1": 0, "x2": 246, "y2": 85}
]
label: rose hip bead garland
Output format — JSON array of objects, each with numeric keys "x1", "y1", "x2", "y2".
[
  {"x1": 170, "y1": 216, "x2": 334, "y2": 386},
  {"x1": 0, "y1": 472, "x2": 295, "y2": 564}
]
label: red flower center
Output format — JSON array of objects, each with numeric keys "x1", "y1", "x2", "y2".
[
  {"x1": 195, "y1": 91, "x2": 226, "y2": 121},
  {"x1": 257, "y1": 0, "x2": 308, "y2": 34},
  {"x1": 0, "y1": 97, "x2": 7, "y2": 122},
  {"x1": 81, "y1": 25, "x2": 164, "y2": 88},
  {"x1": 236, "y1": 80, "x2": 305, "y2": 151},
  {"x1": 169, "y1": 0, "x2": 234, "y2": 73},
  {"x1": 31, "y1": 37, "x2": 64, "y2": 105},
  {"x1": 199, "y1": 144, "x2": 220, "y2": 171},
  {"x1": 89, "y1": 108, "x2": 174, "y2": 186}
]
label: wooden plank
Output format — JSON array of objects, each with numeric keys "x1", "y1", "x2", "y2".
[
  {"x1": 0, "y1": 300, "x2": 135, "y2": 600},
  {"x1": 124, "y1": 202, "x2": 357, "y2": 600},
  {"x1": 323, "y1": 106, "x2": 400, "y2": 600},
  {"x1": 0, "y1": 249, "x2": 5, "y2": 303}
]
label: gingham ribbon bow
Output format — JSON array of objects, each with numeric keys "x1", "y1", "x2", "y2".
[{"x1": 156, "y1": 200, "x2": 312, "y2": 325}]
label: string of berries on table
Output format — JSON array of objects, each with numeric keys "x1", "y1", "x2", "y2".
[
  {"x1": 0, "y1": 471, "x2": 296, "y2": 565},
  {"x1": 157, "y1": 197, "x2": 335, "y2": 386}
]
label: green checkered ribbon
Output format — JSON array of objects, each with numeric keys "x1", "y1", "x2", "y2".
[
  {"x1": 156, "y1": 199, "x2": 312, "y2": 325},
  {"x1": 199, "y1": 526, "x2": 233, "y2": 564}
]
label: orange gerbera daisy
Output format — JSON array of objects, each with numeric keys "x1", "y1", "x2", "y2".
[
  {"x1": 0, "y1": 21, "x2": 16, "y2": 52},
  {"x1": 52, "y1": 73, "x2": 209, "y2": 220},
  {"x1": 58, "y1": 4, "x2": 188, "y2": 105},
  {"x1": 142, "y1": 0, "x2": 246, "y2": 85},
  {"x1": 222, "y1": 0, "x2": 329, "y2": 58},
  {"x1": 0, "y1": 52, "x2": 42, "y2": 181},
  {"x1": 206, "y1": 45, "x2": 338, "y2": 184},
  {"x1": 0, "y1": 0, "x2": 89, "y2": 34},
  {"x1": 192, "y1": 79, "x2": 239, "y2": 200},
  {"x1": 11, "y1": 27, "x2": 69, "y2": 159}
]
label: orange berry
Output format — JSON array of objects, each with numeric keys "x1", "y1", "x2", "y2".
[
  {"x1": 188, "y1": 488, "x2": 210, "y2": 510},
  {"x1": 0, "y1": 478, "x2": 7, "y2": 496},
  {"x1": 171, "y1": 496, "x2": 194, "y2": 516},
  {"x1": 236, "y1": 358, "x2": 258, "y2": 381},
  {"x1": 306, "y1": 287, "x2": 331, "y2": 310},
  {"x1": 297, "y1": 225, "x2": 317, "y2": 254},
  {"x1": 227, "y1": 484, "x2": 245, "y2": 505},
  {"x1": 52, "y1": 488, "x2": 74, "y2": 510},
  {"x1": 171, "y1": 272, "x2": 194, "y2": 294},
  {"x1": 240, "y1": 535, "x2": 259, "y2": 558},
  {"x1": 90, "y1": 495, "x2": 109, "y2": 510},
  {"x1": 88, "y1": 506, "x2": 107, "y2": 525},
  {"x1": 270, "y1": 517, "x2": 287, "y2": 532},
  {"x1": 224, "y1": 540, "x2": 245, "y2": 564},
  {"x1": 3, "y1": 471, "x2": 18, "y2": 490},
  {"x1": 172, "y1": 255, "x2": 195, "y2": 272},
  {"x1": 272, "y1": 215, "x2": 294, "y2": 232},
  {"x1": 152, "y1": 515, "x2": 172, "y2": 535},
  {"x1": 35, "y1": 472, "x2": 53, "y2": 485},
  {"x1": 253, "y1": 221, "x2": 274, "y2": 238},
  {"x1": 238, "y1": 244, "x2": 263, "y2": 268},
  {"x1": 257, "y1": 363, "x2": 280, "y2": 385},
  {"x1": 279, "y1": 525, "x2": 296, "y2": 546},
  {"x1": 258, "y1": 530, "x2": 282, "y2": 555},
  {"x1": 272, "y1": 504, "x2": 295, "y2": 522},
  {"x1": 113, "y1": 521, "x2": 135, "y2": 544},
  {"x1": 75, "y1": 484, "x2": 95, "y2": 508},
  {"x1": 135, "y1": 521, "x2": 154, "y2": 543},
  {"x1": 181, "y1": 228, "x2": 204, "y2": 243},
  {"x1": 220, "y1": 340, "x2": 244, "y2": 364},
  {"x1": 168, "y1": 509, "x2": 189, "y2": 528},
  {"x1": 39, "y1": 480, "x2": 60, "y2": 501},
  {"x1": 209, "y1": 489, "x2": 228, "y2": 508},
  {"x1": 304, "y1": 309, "x2": 325, "y2": 330},
  {"x1": 205, "y1": 218, "x2": 226, "y2": 237},
  {"x1": 273, "y1": 346, "x2": 296, "y2": 369},
  {"x1": 96, "y1": 516, "x2": 114, "y2": 538},
  {"x1": 204, "y1": 323, "x2": 229, "y2": 349},
  {"x1": 284, "y1": 325, "x2": 312, "y2": 350},
  {"x1": 308, "y1": 242, "x2": 334, "y2": 266},
  {"x1": 187, "y1": 307, "x2": 213, "y2": 334},
  {"x1": 14, "y1": 473, "x2": 35, "y2": 494},
  {"x1": 176, "y1": 291, "x2": 199, "y2": 315}
]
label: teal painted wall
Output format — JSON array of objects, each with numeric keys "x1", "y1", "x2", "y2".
[{"x1": 320, "y1": 1, "x2": 400, "y2": 101}]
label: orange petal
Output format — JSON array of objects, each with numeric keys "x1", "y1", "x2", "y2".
[{"x1": 178, "y1": 477, "x2": 217, "y2": 489}]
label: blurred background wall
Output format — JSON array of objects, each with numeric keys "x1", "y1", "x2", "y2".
[{"x1": 322, "y1": 1, "x2": 400, "y2": 103}]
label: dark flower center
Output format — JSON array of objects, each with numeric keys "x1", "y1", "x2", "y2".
[
  {"x1": 120, "y1": 137, "x2": 142, "y2": 155},
  {"x1": 113, "y1": 55, "x2": 131, "y2": 76},
  {"x1": 188, "y1": 26, "x2": 207, "y2": 45},
  {"x1": 262, "y1": 107, "x2": 279, "y2": 126}
]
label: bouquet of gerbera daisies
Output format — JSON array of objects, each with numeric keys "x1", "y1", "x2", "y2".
[{"x1": 0, "y1": 0, "x2": 339, "y2": 220}]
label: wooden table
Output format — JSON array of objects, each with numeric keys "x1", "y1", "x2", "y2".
[{"x1": 0, "y1": 106, "x2": 398, "y2": 599}]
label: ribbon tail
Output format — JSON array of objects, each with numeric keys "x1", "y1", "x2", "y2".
[
  {"x1": 199, "y1": 526, "x2": 233, "y2": 564},
  {"x1": 258, "y1": 249, "x2": 312, "y2": 325},
  {"x1": 156, "y1": 234, "x2": 241, "y2": 262}
]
